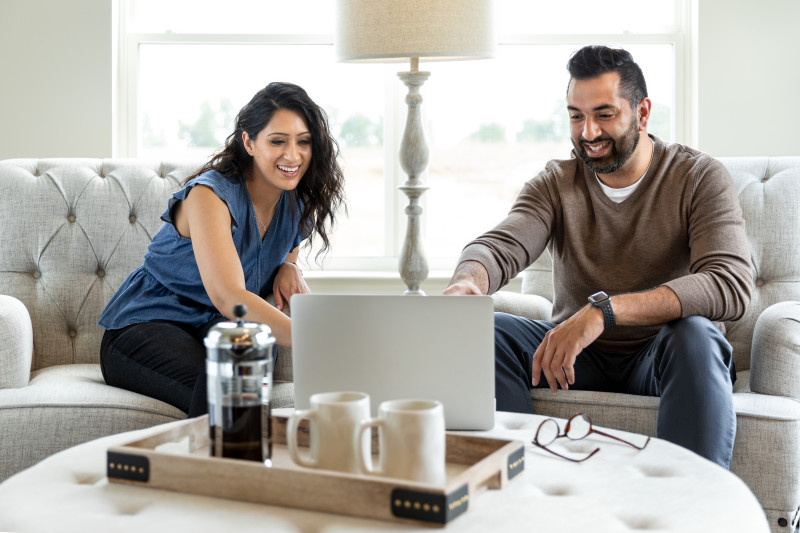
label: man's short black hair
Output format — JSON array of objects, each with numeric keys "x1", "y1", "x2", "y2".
[{"x1": 567, "y1": 46, "x2": 648, "y2": 109}]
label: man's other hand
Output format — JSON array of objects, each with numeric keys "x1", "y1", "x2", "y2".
[{"x1": 532, "y1": 304, "x2": 604, "y2": 391}]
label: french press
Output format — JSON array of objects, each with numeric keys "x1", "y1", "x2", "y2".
[{"x1": 205, "y1": 304, "x2": 275, "y2": 465}]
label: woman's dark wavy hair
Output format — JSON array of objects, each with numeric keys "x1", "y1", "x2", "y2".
[
  {"x1": 185, "y1": 82, "x2": 345, "y2": 262},
  {"x1": 566, "y1": 45, "x2": 648, "y2": 109}
]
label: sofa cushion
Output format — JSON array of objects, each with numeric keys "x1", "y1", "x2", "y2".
[
  {"x1": 0, "y1": 364, "x2": 184, "y2": 480},
  {"x1": 0, "y1": 364, "x2": 295, "y2": 480}
]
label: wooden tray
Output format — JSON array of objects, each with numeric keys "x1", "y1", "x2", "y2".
[{"x1": 107, "y1": 414, "x2": 525, "y2": 527}]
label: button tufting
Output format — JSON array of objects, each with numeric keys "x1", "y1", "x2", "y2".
[
  {"x1": 96, "y1": 269, "x2": 105, "y2": 278},
  {"x1": 68, "y1": 214, "x2": 76, "y2": 223},
  {"x1": 541, "y1": 485, "x2": 572, "y2": 496},
  {"x1": 32, "y1": 271, "x2": 41, "y2": 279},
  {"x1": 756, "y1": 279, "x2": 765, "y2": 287},
  {"x1": 68, "y1": 329, "x2": 77, "y2": 338},
  {"x1": 129, "y1": 215, "x2": 136, "y2": 224},
  {"x1": 637, "y1": 465, "x2": 675, "y2": 478},
  {"x1": 73, "y1": 473, "x2": 103, "y2": 485},
  {"x1": 618, "y1": 514, "x2": 660, "y2": 530}
]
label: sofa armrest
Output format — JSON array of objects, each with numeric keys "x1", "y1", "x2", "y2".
[
  {"x1": 750, "y1": 301, "x2": 800, "y2": 398},
  {"x1": 0, "y1": 295, "x2": 34, "y2": 389},
  {"x1": 492, "y1": 291, "x2": 553, "y2": 322}
]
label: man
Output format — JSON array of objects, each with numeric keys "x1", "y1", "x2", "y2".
[{"x1": 443, "y1": 45, "x2": 752, "y2": 468}]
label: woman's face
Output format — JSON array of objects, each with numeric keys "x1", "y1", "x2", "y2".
[{"x1": 243, "y1": 108, "x2": 312, "y2": 193}]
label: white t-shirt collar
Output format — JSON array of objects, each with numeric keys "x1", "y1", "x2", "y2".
[{"x1": 596, "y1": 138, "x2": 655, "y2": 203}]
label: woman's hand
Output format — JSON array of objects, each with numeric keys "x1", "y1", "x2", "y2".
[{"x1": 273, "y1": 261, "x2": 310, "y2": 311}]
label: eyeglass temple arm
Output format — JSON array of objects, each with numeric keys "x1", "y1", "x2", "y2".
[{"x1": 592, "y1": 428, "x2": 651, "y2": 450}]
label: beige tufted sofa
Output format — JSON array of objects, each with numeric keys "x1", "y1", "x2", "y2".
[
  {"x1": 0, "y1": 158, "x2": 295, "y2": 483},
  {"x1": 1, "y1": 157, "x2": 799, "y2": 531},
  {"x1": 493, "y1": 156, "x2": 800, "y2": 532}
]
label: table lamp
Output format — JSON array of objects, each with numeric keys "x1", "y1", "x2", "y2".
[{"x1": 335, "y1": 0, "x2": 495, "y2": 294}]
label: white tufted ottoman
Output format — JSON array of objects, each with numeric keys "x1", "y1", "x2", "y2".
[{"x1": 0, "y1": 410, "x2": 769, "y2": 532}]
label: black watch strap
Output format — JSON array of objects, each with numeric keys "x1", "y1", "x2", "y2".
[{"x1": 588, "y1": 291, "x2": 616, "y2": 329}]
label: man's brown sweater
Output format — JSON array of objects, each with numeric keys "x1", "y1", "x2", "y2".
[{"x1": 459, "y1": 136, "x2": 753, "y2": 353}]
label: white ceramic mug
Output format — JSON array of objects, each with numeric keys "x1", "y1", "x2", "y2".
[
  {"x1": 287, "y1": 391, "x2": 371, "y2": 474},
  {"x1": 356, "y1": 399, "x2": 446, "y2": 486}
]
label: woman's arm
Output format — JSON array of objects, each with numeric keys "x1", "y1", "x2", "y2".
[
  {"x1": 272, "y1": 246, "x2": 310, "y2": 311},
  {"x1": 177, "y1": 185, "x2": 293, "y2": 346}
]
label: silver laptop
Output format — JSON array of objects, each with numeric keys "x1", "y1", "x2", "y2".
[{"x1": 291, "y1": 294, "x2": 495, "y2": 430}]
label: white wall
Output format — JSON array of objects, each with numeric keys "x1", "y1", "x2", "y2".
[
  {"x1": 0, "y1": 0, "x2": 113, "y2": 159},
  {"x1": 697, "y1": 0, "x2": 800, "y2": 157}
]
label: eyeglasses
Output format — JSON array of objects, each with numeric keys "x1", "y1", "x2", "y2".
[{"x1": 532, "y1": 413, "x2": 651, "y2": 463}]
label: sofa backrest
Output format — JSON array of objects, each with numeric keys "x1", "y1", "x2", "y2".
[
  {"x1": 0, "y1": 159, "x2": 202, "y2": 371},
  {"x1": 520, "y1": 156, "x2": 800, "y2": 372}
]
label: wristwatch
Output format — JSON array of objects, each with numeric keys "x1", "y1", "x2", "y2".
[{"x1": 588, "y1": 291, "x2": 616, "y2": 329}]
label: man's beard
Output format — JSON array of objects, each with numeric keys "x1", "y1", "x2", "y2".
[{"x1": 573, "y1": 116, "x2": 640, "y2": 175}]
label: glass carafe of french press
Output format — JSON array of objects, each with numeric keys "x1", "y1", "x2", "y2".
[{"x1": 205, "y1": 304, "x2": 275, "y2": 465}]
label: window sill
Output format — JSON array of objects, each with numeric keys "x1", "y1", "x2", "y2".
[{"x1": 303, "y1": 270, "x2": 522, "y2": 295}]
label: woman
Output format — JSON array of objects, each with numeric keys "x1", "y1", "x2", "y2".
[{"x1": 98, "y1": 82, "x2": 345, "y2": 417}]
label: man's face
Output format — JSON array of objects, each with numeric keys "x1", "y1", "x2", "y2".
[{"x1": 567, "y1": 72, "x2": 641, "y2": 175}]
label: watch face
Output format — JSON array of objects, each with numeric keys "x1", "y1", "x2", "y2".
[{"x1": 589, "y1": 291, "x2": 609, "y2": 304}]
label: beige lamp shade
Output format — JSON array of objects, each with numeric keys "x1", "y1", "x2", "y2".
[{"x1": 335, "y1": 0, "x2": 496, "y2": 63}]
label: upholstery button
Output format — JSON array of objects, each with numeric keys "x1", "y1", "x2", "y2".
[
  {"x1": 778, "y1": 518, "x2": 788, "y2": 527},
  {"x1": 756, "y1": 279, "x2": 764, "y2": 287},
  {"x1": 68, "y1": 215, "x2": 76, "y2": 223},
  {"x1": 129, "y1": 215, "x2": 136, "y2": 224},
  {"x1": 96, "y1": 269, "x2": 105, "y2": 278},
  {"x1": 33, "y1": 271, "x2": 41, "y2": 279},
  {"x1": 68, "y1": 329, "x2": 77, "y2": 338}
]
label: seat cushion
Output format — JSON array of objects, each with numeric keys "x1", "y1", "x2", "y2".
[
  {"x1": 0, "y1": 364, "x2": 295, "y2": 481},
  {"x1": 0, "y1": 364, "x2": 184, "y2": 481}
]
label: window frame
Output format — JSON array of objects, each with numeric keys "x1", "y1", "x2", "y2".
[{"x1": 116, "y1": 1, "x2": 694, "y2": 273}]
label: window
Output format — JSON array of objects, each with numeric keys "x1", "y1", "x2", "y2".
[{"x1": 119, "y1": 0, "x2": 689, "y2": 273}]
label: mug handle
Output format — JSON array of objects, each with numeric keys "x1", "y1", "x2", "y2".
[
  {"x1": 356, "y1": 418, "x2": 383, "y2": 476},
  {"x1": 287, "y1": 409, "x2": 318, "y2": 468}
]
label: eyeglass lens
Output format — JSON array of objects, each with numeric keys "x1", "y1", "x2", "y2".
[
  {"x1": 566, "y1": 414, "x2": 591, "y2": 440},
  {"x1": 535, "y1": 418, "x2": 560, "y2": 446}
]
